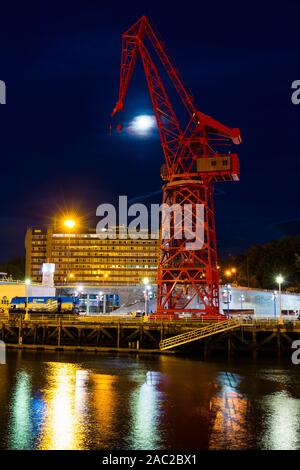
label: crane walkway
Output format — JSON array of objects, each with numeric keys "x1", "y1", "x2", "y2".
[{"x1": 159, "y1": 318, "x2": 241, "y2": 350}]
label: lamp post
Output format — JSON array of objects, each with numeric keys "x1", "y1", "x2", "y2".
[
  {"x1": 276, "y1": 275, "x2": 284, "y2": 325},
  {"x1": 24, "y1": 279, "x2": 31, "y2": 320},
  {"x1": 224, "y1": 284, "x2": 231, "y2": 318},
  {"x1": 273, "y1": 291, "x2": 278, "y2": 320},
  {"x1": 143, "y1": 277, "x2": 150, "y2": 315},
  {"x1": 64, "y1": 219, "x2": 75, "y2": 283}
]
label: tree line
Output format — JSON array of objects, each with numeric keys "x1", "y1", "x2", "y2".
[{"x1": 220, "y1": 237, "x2": 300, "y2": 292}]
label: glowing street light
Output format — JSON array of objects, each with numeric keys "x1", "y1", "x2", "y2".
[
  {"x1": 275, "y1": 275, "x2": 284, "y2": 325},
  {"x1": 64, "y1": 219, "x2": 76, "y2": 229},
  {"x1": 225, "y1": 268, "x2": 237, "y2": 285}
]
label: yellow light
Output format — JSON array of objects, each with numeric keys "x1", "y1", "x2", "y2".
[
  {"x1": 64, "y1": 219, "x2": 76, "y2": 229},
  {"x1": 143, "y1": 277, "x2": 150, "y2": 285},
  {"x1": 225, "y1": 270, "x2": 231, "y2": 277},
  {"x1": 231, "y1": 268, "x2": 237, "y2": 273},
  {"x1": 69, "y1": 273, "x2": 74, "y2": 279},
  {"x1": 25, "y1": 279, "x2": 31, "y2": 286}
]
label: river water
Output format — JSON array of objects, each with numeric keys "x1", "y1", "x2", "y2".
[{"x1": 0, "y1": 350, "x2": 300, "y2": 450}]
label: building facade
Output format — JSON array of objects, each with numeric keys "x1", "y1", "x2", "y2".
[{"x1": 25, "y1": 227, "x2": 159, "y2": 286}]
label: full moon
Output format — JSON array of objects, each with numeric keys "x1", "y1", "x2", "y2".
[{"x1": 128, "y1": 115, "x2": 156, "y2": 135}]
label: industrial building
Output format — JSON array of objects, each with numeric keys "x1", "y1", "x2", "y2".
[{"x1": 25, "y1": 226, "x2": 159, "y2": 286}]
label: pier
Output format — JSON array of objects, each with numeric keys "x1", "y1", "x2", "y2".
[{"x1": 1, "y1": 314, "x2": 300, "y2": 356}]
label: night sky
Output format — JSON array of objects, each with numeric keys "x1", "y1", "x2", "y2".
[{"x1": 0, "y1": 0, "x2": 299, "y2": 260}]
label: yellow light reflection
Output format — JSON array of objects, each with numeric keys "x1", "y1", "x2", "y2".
[
  {"x1": 39, "y1": 363, "x2": 89, "y2": 450},
  {"x1": 75, "y1": 370, "x2": 89, "y2": 415},
  {"x1": 208, "y1": 372, "x2": 250, "y2": 450},
  {"x1": 91, "y1": 373, "x2": 116, "y2": 438}
]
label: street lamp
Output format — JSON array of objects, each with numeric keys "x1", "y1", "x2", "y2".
[
  {"x1": 24, "y1": 279, "x2": 31, "y2": 320},
  {"x1": 276, "y1": 275, "x2": 284, "y2": 325},
  {"x1": 272, "y1": 291, "x2": 278, "y2": 319},
  {"x1": 63, "y1": 219, "x2": 76, "y2": 283},
  {"x1": 143, "y1": 277, "x2": 150, "y2": 315},
  {"x1": 224, "y1": 284, "x2": 232, "y2": 318},
  {"x1": 64, "y1": 219, "x2": 75, "y2": 229}
]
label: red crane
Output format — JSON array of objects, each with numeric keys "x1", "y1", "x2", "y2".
[{"x1": 111, "y1": 16, "x2": 241, "y2": 317}]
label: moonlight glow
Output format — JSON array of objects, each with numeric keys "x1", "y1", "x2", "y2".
[{"x1": 128, "y1": 115, "x2": 156, "y2": 136}]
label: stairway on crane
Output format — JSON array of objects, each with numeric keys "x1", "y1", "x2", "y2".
[{"x1": 159, "y1": 318, "x2": 241, "y2": 351}]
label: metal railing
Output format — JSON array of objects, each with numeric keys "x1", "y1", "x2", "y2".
[{"x1": 159, "y1": 319, "x2": 241, "y2": 350}]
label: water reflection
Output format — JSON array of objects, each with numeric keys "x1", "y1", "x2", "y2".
[
  {"x1": 8, "y1": 370, "x2": 33, "y2": 449},
  {"x1": 2, "y1": 352, "x2": 300, "y2": 450},
  {"x1": 129, "y1": 371, "x2": 161, "y2": 449},
  {"x1": 75, "y1": 370, "x2": 89, "y2": 415},
  {"x1": 260, "y1": 391, "x2": 300, "y2": 450},
  {"x1": 90, "y1": 373, "x2": 117, "y2": 447},
  {"x1": 39, "y1": 363, "x2": 89, "y2": 450},
  {"x1": 208, "y1": 372, "x2": 252, "y2": 449}
]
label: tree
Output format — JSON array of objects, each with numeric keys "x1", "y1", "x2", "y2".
[
  {"x1": 220, "y1": 237, "x2": 300, "y2": 292},
  {"x1": 0, "y1": 257, "x2": 25, "y2": 280}
]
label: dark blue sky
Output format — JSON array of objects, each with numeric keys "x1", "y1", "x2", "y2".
[{"x1": 0, "y1": 0, "x2": 299, "y2": 259}]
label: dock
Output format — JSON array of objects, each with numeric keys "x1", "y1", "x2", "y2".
[{"x1": 1, "y1": 314, "x2": 300, "y2": 356}]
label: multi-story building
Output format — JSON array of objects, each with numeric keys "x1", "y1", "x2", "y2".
[{"x1": 25, "y1": 226, "x2": 159, "y2": 286}]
